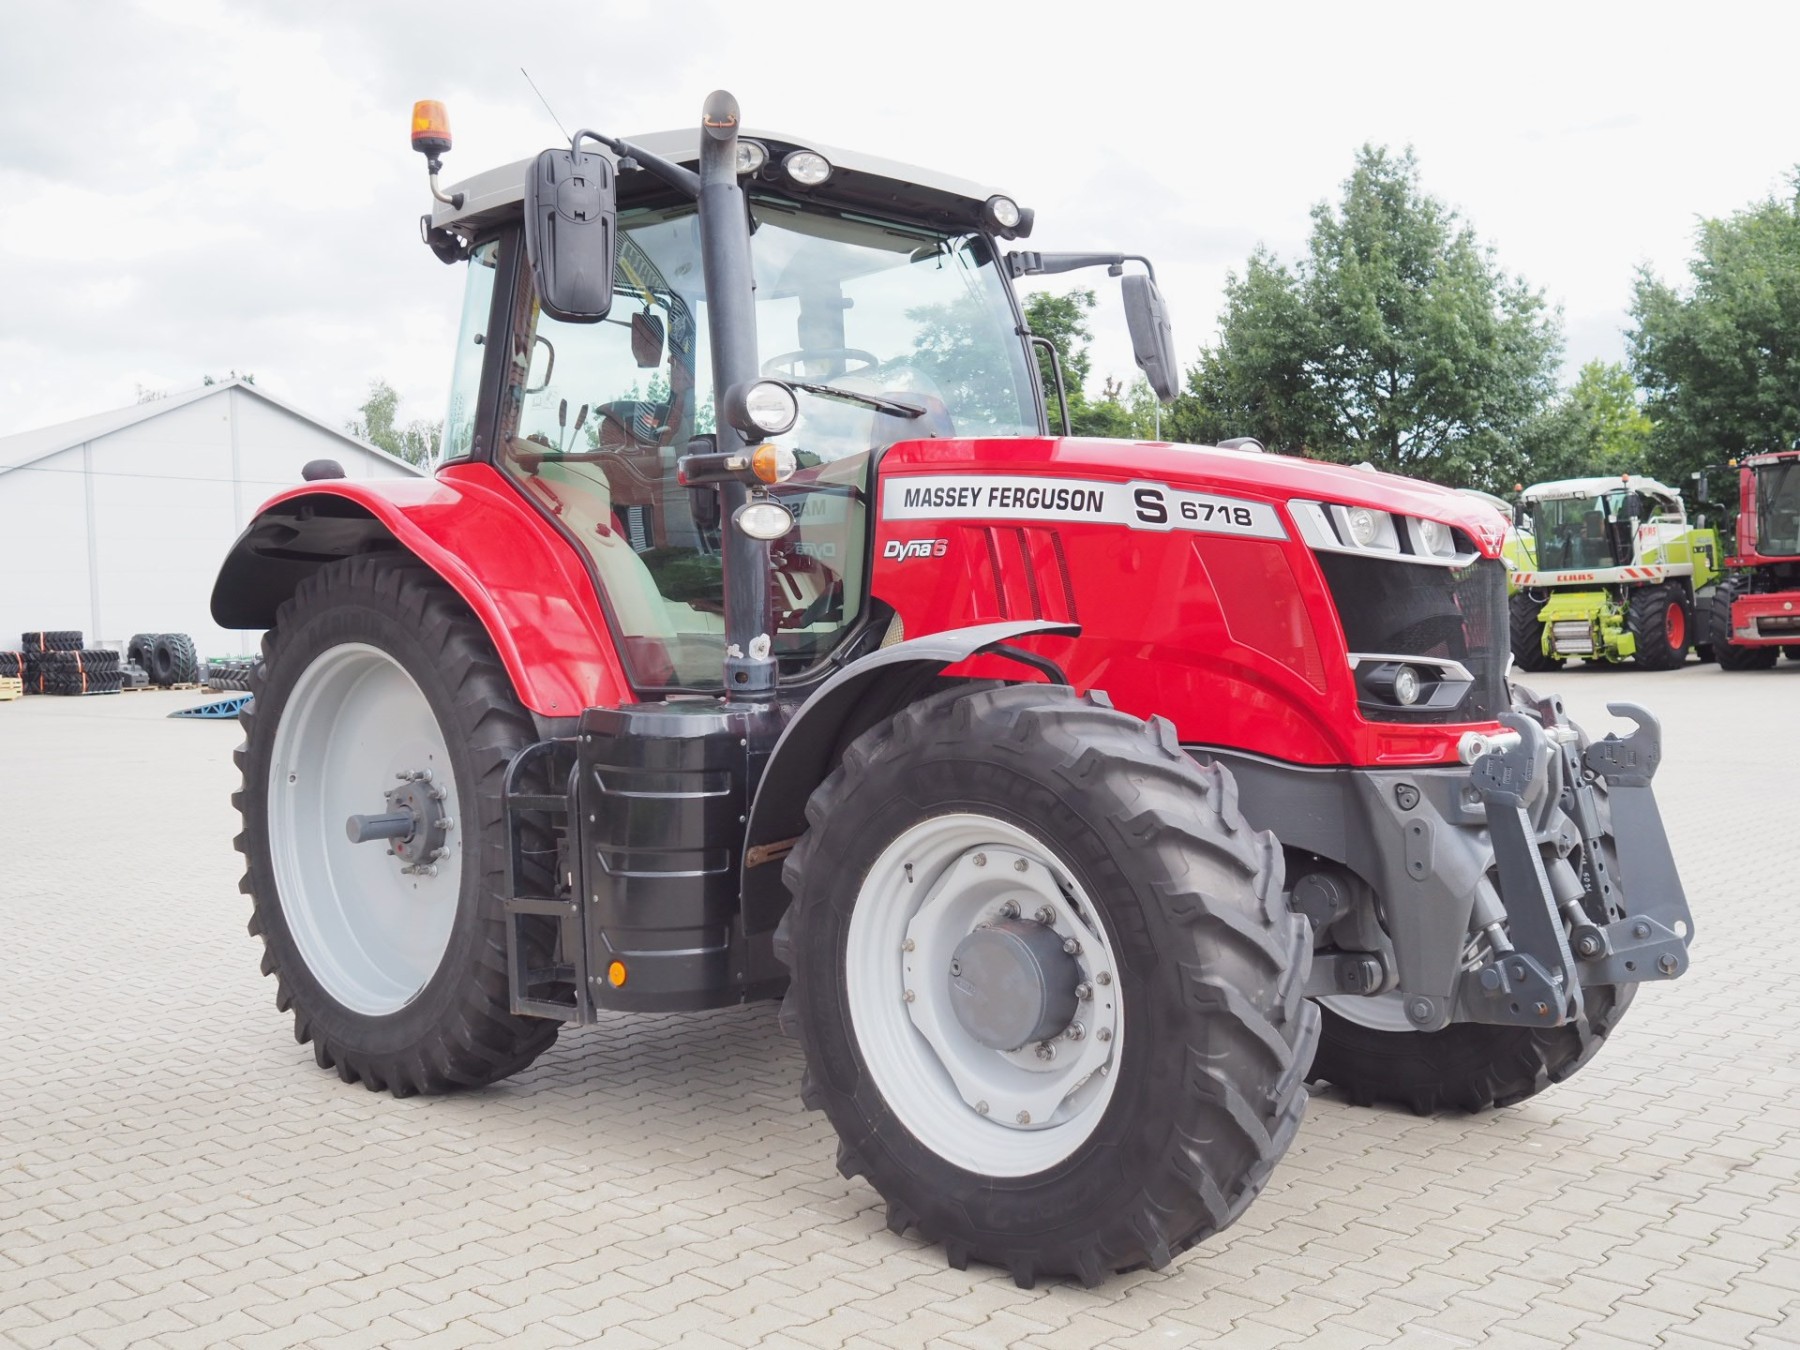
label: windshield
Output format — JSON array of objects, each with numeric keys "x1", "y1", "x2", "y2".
[
  {"x1": 1756, "y1": 460, "x2": 1800, "y2": 556},
  {"x1": 488, "y1": 200, "x2": 1035, "y2": 690},
  {"x1": 1528, "y1": 490, "x2": 1643, "y2": 571}
]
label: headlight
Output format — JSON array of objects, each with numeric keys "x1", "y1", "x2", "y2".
[
  {"x1": 1392, "y1": 665, "x2": 1421, "y2": 705},
  {"x1": 735, "y1": 139, "x2": 768, "y2": 175},
  {"x1": 1288, "y1": 499, "x2": 1475, "y2": 567},
  {"x1": 783, "y1": 150, "x2": 832, "y2": 186}
]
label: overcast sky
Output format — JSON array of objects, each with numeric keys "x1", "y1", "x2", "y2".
[{"x1": 3, "y1": 0, "x2": 1798, "y2": 443}]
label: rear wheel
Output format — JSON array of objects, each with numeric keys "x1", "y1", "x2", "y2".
[
  {"x1": 236, "y1": 555, "x2": 557, "y2": 1095},
  {"x1": 149, "y1": 632, "x2": 200, "y2": 685},
  {"x1": 1629, "y1": 585, "x2": 1690, "y2": 669},
  {"x1": 1508, "y1": 593, "x2": 1562, "y2": 672},
  {"x1": 1710, "y1": 578, "x2": 1780, "y2": 669},
  {"x1": 778, "y1": 684, "x2": 1316, "y2": 1286}
]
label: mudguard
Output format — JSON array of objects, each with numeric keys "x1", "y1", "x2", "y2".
[
  {"x1": 210, "y1": 462, "x2": 632, "y2": 717},
  {"x1": 738, "y1": 619, "x2": 1079, "y2": 933}
]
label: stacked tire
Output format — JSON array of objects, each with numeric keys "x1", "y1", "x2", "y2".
[
  {"x1": 128, "y1": 632, "x2": 200, "y2": 686},
  {"x1": 20, "y1": 630, "x2": 82, "y2": 691},
  {"x1": 205, "y1": 657, "x2": 255, "y2": 692},
  {"x1": 38, "y1": 649, "x2": 123, "y2": 695}
]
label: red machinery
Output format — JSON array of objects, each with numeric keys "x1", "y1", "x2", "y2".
[
  {"x1": 1706, "y1": 449, "x2": 1800, "y2": 668},
  {"x1": 211, "y1": 92, "x2": 1692, "y2": 1286}
]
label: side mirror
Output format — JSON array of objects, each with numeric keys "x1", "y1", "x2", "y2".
[
  {"x1": 631, "y1": 311, "x2": 666, "y2": 369},
  {"x1": 523, "y1": 145, "x2": 618, "y2": 323},
  {"x1": 1122, "y1": 273, "x2": 1178, "y2": 404},
  {"x1": 1693, "y1": 471, "x2": 1710, "y2": 503}
]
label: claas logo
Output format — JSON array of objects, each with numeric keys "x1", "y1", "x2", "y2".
[{"x1": 882, "y1": 538, "x2": 949, "y2": 561}]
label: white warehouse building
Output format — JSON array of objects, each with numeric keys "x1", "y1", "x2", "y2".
[{"x1": 0, "y1": 380, "x2": 421, "y2": 659}]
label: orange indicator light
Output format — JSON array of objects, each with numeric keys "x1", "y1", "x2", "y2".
[{"x1": 608, "y1": 961, "x2": 628, "y2": 988}]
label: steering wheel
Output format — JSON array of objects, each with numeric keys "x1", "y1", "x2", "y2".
[{"x1": 761, "y1": 348, "x2": 881, "y2": 379}]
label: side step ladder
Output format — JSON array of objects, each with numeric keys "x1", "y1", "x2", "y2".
[{"x1": 501, "y1": 739, "x2": 590, "y2": 1023}]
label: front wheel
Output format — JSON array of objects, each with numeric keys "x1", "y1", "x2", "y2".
[
  {"x1": 1629, "y1": 584, "x2": 1690, "y2": 670},
  {"x1": 777, "y1": 684, "x2": 1317, "y2": 1286},
  {"x1": 235, "y1": 555, "x2": 558, "y2": 1095},
  {"x1": 1710, "y1": 578, "x2": 1780, "y2": 669},
  {"x1": 1508, "y1": 592, "x2": 1563, "y2": 672}
]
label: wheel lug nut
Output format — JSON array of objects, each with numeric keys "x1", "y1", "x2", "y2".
[
  {"x1": 1035, "y1": 1042, "x2": 1056, "y2": 1061},
  {"x1": 1016, "y1": 1110, "x2": 1031, "y2": 1124},
  {"x1": 1097, "y1": 1027, "x2": 1112, "y2": 1043},
  {"x1": 973, "y1": 853, "x2": 987, "y2": 867},
  {"x1": 1065, "y1": 1022, "x2": 1085, "y2": 1041},
  {"x1": 1014, "y1": 859, "x2": 1028, "y2": 873},
  {"x1": 999, "y1": 900, "x2": 1020, "y2": 919},
  {"x1": 903, "y1": 989, "x2": 915, "y2": 1003},
  {"x1": 1062, "y1": 937, "x2": 1081, "y2": 956},
  {"x1": 976, "y1": 1101, "x2": 989, "y2": 1115},
  {"x1": 1096, "y1": 971, "x2": 1112, "y2": 986},
  {"x1": 902, "y1": 938, "x2": 915, "y2": 953},
  {"x1": 1076, "y1": 981, "x2": 1092, "y2": 1001},
  {"x1": 1034, "y1": 906, "x2": 1055, "y2": 925}
]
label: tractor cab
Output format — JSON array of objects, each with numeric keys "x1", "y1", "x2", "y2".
[{"x1": 1522, "y1": 475, "x2": 1687, "y2": 572}]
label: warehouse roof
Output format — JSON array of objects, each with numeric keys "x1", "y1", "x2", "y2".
[{"x1": 0, "y1": 380, "x2": 423, "y2": 479}]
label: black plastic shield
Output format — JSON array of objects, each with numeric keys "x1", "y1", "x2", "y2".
[
  {"x1": 523, "y1": 147, "x2": 618, "y2": 323},
  {"x1": 1122, "y1": 273, "x2": 1178, "y2": 404}
]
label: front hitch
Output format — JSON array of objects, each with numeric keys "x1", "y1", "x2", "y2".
[{"x1": 1466, "y1": 701, "x2": 1692, "y2": 1028}]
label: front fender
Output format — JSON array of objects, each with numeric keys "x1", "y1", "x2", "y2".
[
  {"x1": 739, "y1": 619, "x2": 1079, "y2": 933},
  {"x1": 211, "y1": 462, "x2": 631, "y2": 716}
]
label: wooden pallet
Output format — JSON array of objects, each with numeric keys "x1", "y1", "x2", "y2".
[
  {"x1": 120, "y1": 682, "x2": 203, "y2": 693},
  {"x1": 0, "y1": 676, "x2": 22, "y2": 702}
]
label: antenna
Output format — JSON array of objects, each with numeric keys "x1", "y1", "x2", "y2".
[{"x1": 521, "y1": 67, "x2": 570, "y2": 141}]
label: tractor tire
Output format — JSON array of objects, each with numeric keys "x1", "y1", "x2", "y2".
[
  {"x1": 38, "y1": 649, "x2": 122, "y2": 695},
  {"x1": 21, "y1": 630, "x2": 82, "y2": 653},
  {"x1": 1710, "y1": 579, "x2": 1779, "y2": 670},
  {"x1": 0, "y1": 651, "x2": 22, "y2": 679},
  {"x1": 1507, "y1": 593, "x2": 1562, "y2": 672},
  {"x1": 148, "y1": 632, "x2": 200, "y2": 685},
  {"x1": 1309, "y1": 984, "x2": 1633, "y2": 1115},
  {"x1": 127, "y1": 633, "x2": 158, "y2": 669},
  {"x1": 1786, "y1": 647, "x2": 1800, "y2": 661},
  {"x1": 235, "y1": 554, "x2": 558, "y2": 1096},
  {"x1": 1629, "y1": 585, "x2": 1690, "y2": 670},
  {"x1": 777, "y1": 683, "x2": 1317, "y2": 1287}
]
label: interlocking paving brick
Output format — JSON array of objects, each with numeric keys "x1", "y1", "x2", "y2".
[{"x1": 2, "y1": 667, "x2": 1797, "y2": 1348}]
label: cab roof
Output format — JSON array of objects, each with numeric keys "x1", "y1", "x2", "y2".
[
  {"x1": 1520, "y1": 475, "x2": 1680, "y2": 503},
  {"x1": 432, "y1": 127, "x2": 1012, "y2": 238}
]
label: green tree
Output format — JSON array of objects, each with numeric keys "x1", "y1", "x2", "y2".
[
  {"x1": 1630, "y1": 178, "x2": 1800, "y2": 487},
  {"x1": 1169, "y1": 146, "x2": 1562, "y2": 493},
  {"x1": 1515, "y1": 360, "x2": 1653, "y2": 484},
  {"x1": 348, "y1": 378, "x2": 442, "y2": 467}
]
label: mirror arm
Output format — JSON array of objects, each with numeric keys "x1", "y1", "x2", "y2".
[
  {"x1": 1007, "y1": 251, "x2": 1157, "y2": 283},
  {"x1": 573, "y1": 129, "x2": 701, "y2": 199},
  {"x1": 1026, "y1": 335, "x2": 1072, "y2": 437}
]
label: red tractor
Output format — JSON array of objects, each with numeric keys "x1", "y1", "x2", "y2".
[
  {"x1": 211, "y1": 93, "x2": 1693, "y2": 1286},
  {"x1": 1703, "y1": 449, "x2": 1800, "y2": 668}
]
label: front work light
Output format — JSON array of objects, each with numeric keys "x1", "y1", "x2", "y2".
[
  {"x1": 735, "y1": 499, "x2": 796, "y2": 540},
  {"x1": 783, "y1": 150, "x2": 832, "y2": 186},
  {"x1": 984, "y1": 195, "x2": 1022, "y2": 230},
  {"x1": 736, "y1": 139, "x2": 768, "y2": 175}
]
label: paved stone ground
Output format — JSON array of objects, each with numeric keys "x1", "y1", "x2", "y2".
[{"x1": 1, "y1": 665, "x2": 1797, "y2": 1349}]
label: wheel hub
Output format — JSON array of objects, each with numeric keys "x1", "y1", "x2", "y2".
[
  {"x1": 346, "y1": 769, "x2": 453, "y2": 877},
  {"x1": 948, "y1": 919, "x2": 1080, "y2": 1051}
]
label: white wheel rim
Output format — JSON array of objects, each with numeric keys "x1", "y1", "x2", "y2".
[
  {"x1": 267, "y1": 643, "x2": 463, "y2": 1016},
  {"x1": 845, "y1": 813, "x2": 1123, "y2": 1177}
]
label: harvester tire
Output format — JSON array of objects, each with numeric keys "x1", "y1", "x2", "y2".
[
  {"x1": 235, "y1": 555, "x2": 558, "y2": 1096},
  {"x1": 1629, "y1": 585, "x2": 1690, "y2": 670},
  {"x1": 777, "y1": 683, "x2": 1317, "y2": 1287},
  {"x1": 149, "y1": 632, "x2": 200, "y2": 685},
  {"x1": 1710, "y1": 579, "x2": 1779, "y2": 670},
  {"x1": 1507, "y1": 593, "x2": 1562, "y2": 672}
]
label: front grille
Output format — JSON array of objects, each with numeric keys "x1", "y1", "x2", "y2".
[
  {"x1": 1551, "y1": 620, "x2": 1595, "y2": 653},
  {"x1": 1316, "y1": 554, "x2": 1510, "y2": 724}
]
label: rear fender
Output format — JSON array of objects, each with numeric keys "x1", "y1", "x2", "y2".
[
  {"x1": 739, "y1": 619, "x2": 1078, "y2": 933},
  {"x1": 210, "y1": 463, "x2": 631, "y2": 716}
]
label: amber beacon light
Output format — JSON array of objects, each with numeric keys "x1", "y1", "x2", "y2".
[{"x1": 411, "y1": 100, "x2": 452, "y2": 157}]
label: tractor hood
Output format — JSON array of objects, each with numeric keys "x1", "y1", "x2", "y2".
[{"x1": 877, "y1": 437, "x2": 1512, "y2": 558}]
